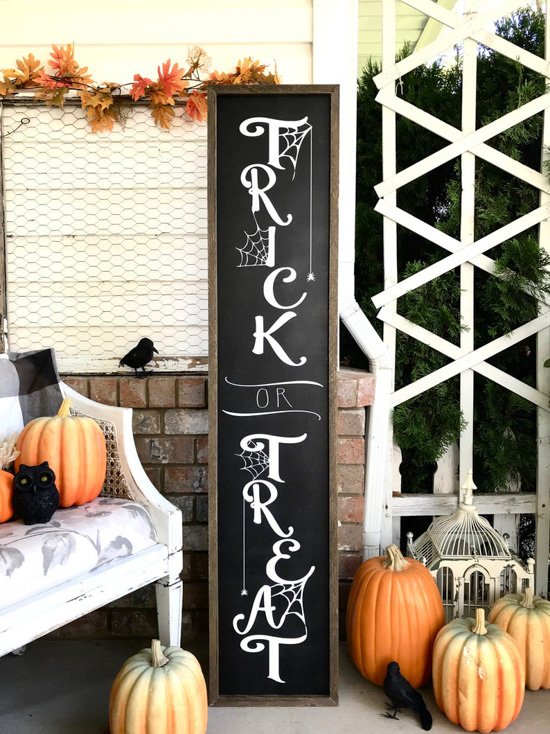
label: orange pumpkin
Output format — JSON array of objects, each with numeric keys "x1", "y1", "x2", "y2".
[
  {"x1": 0, "y1": 435, "x2": 20, "y2": 523},
  {"x1": 346, "y1": 544, "x2": 445, "y2": 688},
  {"x1": 15, "y1": 398, "x2": 106, "y2": 508},
  {"x1": 433, "y1": 608, "x2": 524, "y2": 732},
  {"x1": 488, "y1": 586, "x2": 550, "y2": 690},
  {"x1": 0, "y1": 470, "x2": 14, "y2": 523}
]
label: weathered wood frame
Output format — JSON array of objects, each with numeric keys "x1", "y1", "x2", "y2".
[
  {"x1": 207, "y1": 85, "x2": 339, "y2": 706},
  {"x1": 377, "y1": 0, "x2": 550, "y2": 595}
]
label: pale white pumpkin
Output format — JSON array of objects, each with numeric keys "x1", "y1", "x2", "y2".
[
  {"x1": 489, "y1": 586, "x2": 550, "y2": 690},
  {"x1": 109, "y1": 639, "x2": 208, "y2": 734}
]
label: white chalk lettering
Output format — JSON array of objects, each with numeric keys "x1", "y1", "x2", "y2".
[
  {"x1": 239, "y1": 433, "x2": 307, "y2": 483},
  {"x1": 253, "y1": 313, "x2": 307, "y2": 367},
  {"x1": 243, "y1": 479, "x2": 293, "y2": 538},
  {"x1": 239, "y1": 116, "x2": 309, "y2": 171},
  {"x1": 263, "y1": 268, "x2": 307, "y2": 311},
  {"x1": 240, "y1": 164, "x2": 292, "y2": 226}
]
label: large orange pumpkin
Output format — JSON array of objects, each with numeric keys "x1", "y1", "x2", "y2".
[
  {"x1": 15, "y1": 398, "x2": 106, "y2": 508},
  {"x1": 346, "y1": 544, "x2": 445, "y2": 688},
  {"x1": 433, "y1": 608, "x2": 525, "y2": 732},
  {"x1": 110, "y1": 639, "x2": 208, "y2": 734},
  {"x1": 488, "y1": 586, "x2": 550, "y2": 690}
]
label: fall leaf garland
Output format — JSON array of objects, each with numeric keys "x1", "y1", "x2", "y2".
[{"x1": 0, "y1": 44, "x2": 280, "y2": 132}]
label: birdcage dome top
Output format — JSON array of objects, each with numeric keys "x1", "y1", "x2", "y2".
[{"x1": 410, "y1": 470, "x2": 511, "y2": 566}]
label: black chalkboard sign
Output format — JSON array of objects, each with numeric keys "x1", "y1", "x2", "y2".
[{"x1": 208, "y1": 86, "x2": 338, "y2": 705}]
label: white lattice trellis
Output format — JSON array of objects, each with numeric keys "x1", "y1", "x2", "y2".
[{"x1": 375, "y1": 0, "x2": 550, "y2": 595}]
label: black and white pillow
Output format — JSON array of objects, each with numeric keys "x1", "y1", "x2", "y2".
[{"x1": 0, "y1": 349, "x2": 63, "y2": 441}]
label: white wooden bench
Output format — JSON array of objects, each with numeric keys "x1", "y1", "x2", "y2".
[{"x1": 0, "y1": 382, "x2": 183, "y2": 658}]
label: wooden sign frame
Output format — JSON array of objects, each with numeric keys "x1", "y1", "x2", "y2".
[{"x1": 208, "y1": 85, "x2": 339, "y2": 706}]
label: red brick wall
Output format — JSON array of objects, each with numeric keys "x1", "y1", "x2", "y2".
[{"x1": 49, "y1": 369, "x2": 373, "y2": 642}]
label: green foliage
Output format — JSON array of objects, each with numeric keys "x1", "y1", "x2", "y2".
[{"x1": 353, "y1": 7, "x2": 549, "y2": 493}]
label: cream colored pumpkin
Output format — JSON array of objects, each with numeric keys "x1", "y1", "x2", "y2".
[
  {"x1": 488, "y1": 586, "x2": 550, "y2": 690},
  {"x1": 432, "y1": 609, "x2": 525, "y2": 733},
  {"x1": 110, "y1": 639, "x2": 208, "y2": 734}
]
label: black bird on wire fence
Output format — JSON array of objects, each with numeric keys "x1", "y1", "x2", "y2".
[
  {"x1": 382, "y1": 661, "x2": 432, "y2": 731},
  {"x1": 119, "y1": 338, "x2": 159, "y2": 376}
]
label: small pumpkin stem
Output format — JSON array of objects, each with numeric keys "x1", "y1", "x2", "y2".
[
  {"x1": 150, "y1": 639, "x2": 170, "y2": 668},
  {"x1": 382, "y1": 544, "x2": 409, "y2": 571},
  {"x1": 472, "y1": 608, "x2": 488, "y2": 636},
  {"x1": 57, "y1": 398, "x2": 71, "y2": 419},
  {"x1": 520, "y1": 586, "x2": 535, "y2": 609}
]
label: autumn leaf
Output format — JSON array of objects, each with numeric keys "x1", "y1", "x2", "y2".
[
  {"x1": 85, "y1": 105, "x2": 118, "y2": 133},
  {"x1": 79, "y1": 85, "x2": 119, "y2": 132},
  {"x1": 208, "y1": 70, "x2": 232, "y2": 85},
  {"x1": 149, "y1": 88, "x2": 172, "y2": 107},
  {"x1": 0, "y1": 75, "x2": 15, "y2": 97},
  {"x1": 49, "y1": 44, "x2": 77, "y2": 74},
  {"x1": 13, "y1": 53, "x2": 43, "y2": 86},
  {"x1": 186, "y1": 91, "x2": 207, "y2": 123},
  {"x1": 80, "y1": 86, "x2": 115, "y2": 111},
  {"x1": 186, "y1": 46, "x2": 211, "y2": 75},
  {"x1": 130, "y1": 74, "x2": 153, "y2": 101},
  {"x1": 37, "y1": 44, "x2": 93, "y2": 90},
  {"x1": 151, "y1": 102, "x2": 175, "y2": 129},
  {"x1": 157, "y1": 59, "x2": 188, "y2": 100},
  {"x1": 34, "y1": 85, "x2": 68, "y2": 108}
]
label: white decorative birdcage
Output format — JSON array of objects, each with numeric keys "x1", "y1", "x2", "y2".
[{"x1": 407, "y1": 470, "x2": 535, "y2": 622}]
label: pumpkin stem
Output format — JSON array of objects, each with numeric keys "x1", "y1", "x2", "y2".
[
  {"x1": 520, "y1": 586, "x2": 535, "y2": 609},
  {"x1": 150, "y1": 639, "x2": 170, "y2": 668},
  {"x1": 57, "y1": 398, "x2": 71, "y2": 419},
  {"x1": 382, "y1": 544, "x2": 409, "y2": 571},
  {"x1": 472, "y1": 608, "x2": 488, "y2": 636}
]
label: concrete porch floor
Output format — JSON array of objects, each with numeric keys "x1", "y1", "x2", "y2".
[{"x1": 0, "y1": 641, "x2": 548, "y2": 733}]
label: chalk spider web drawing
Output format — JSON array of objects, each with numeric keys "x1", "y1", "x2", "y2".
[
  {"x1": 237, "y1": 445, "x2": 269, "y2": 480},
  {"x1": 237, "y1": 218, "x2": 272, "y2": 267},
  {"x1": 279, "y1": 122, "x2": 312, "y2": 179},
  {"x1": 270, "y1": 577, "x2": 310, "y2": 627}
]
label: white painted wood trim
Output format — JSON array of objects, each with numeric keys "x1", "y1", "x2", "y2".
[
  {"x1": 375, "y1": 92, "x2": 550, "y2": 198},
  {"x1": 373, "y1": 0, "x2": 528, "y2": 89},
  {"x1": 392, "y1": 311, "x2": 550, "y2": 406},
  {"x1": 414, "y1": 0, "x2": 458, "y2": 53},
  {"x1": 372, "y1": 202, "x2": 550, "y2": 309},
  {"x1": 392, "y1": 492, "x2": 537, "y2": 517},
  {"x1": 375, "y1": 91, "x2": 550, "y2": 195},
  {"x1": 535, "y1": 5, "x2": 550, "y2": 598},
  {"x1": 378, "y1": 308, "x2": 550, "y2": 411},
  {"x1": 57, "y1": 356, "x2": 208, "y2": 374},
  {"x1": 377, "y1": 0, "x2": 399, "y2": 557},
  {"x1": 402, "y1": 0, "x2": 550, "y2": 78},
  {"x1": 459, "y1": 0, "x2": 477, "y2": 488},
  {"x1": 0, "y1": 546, "x2": 169, "y2": 657},
  {"x1": 375, "y1": 200, "x2": 550, "y2": 295}
]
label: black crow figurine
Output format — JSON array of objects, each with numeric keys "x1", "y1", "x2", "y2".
[
  {"x1": 382, "y1": 661, "x2": 432, "y2": 731},
  {"x1": 119, "y1": 338, "x2": 159, "y2": 376}
]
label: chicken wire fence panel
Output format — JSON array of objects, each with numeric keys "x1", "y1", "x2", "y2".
[{"x1": 0, "y1": 101, "x2": 208, "y2": 373}]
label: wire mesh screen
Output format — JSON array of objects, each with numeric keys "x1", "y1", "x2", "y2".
[{"x1": 0, "y1": 101, "x2": 207, "y2": 372}]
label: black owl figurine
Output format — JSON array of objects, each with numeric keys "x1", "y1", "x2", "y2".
[{"x1": 12, "y1": 462, "x2": 60, "y2": 525}]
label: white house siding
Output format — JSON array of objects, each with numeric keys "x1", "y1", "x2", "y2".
[{"x1": 0, "y1": 0, "x2": 314, "y2": 373}]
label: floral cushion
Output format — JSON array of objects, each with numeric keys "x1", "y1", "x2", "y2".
[{"x1": 0, "y1": 498, "x2": 157, "y2": 610}]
